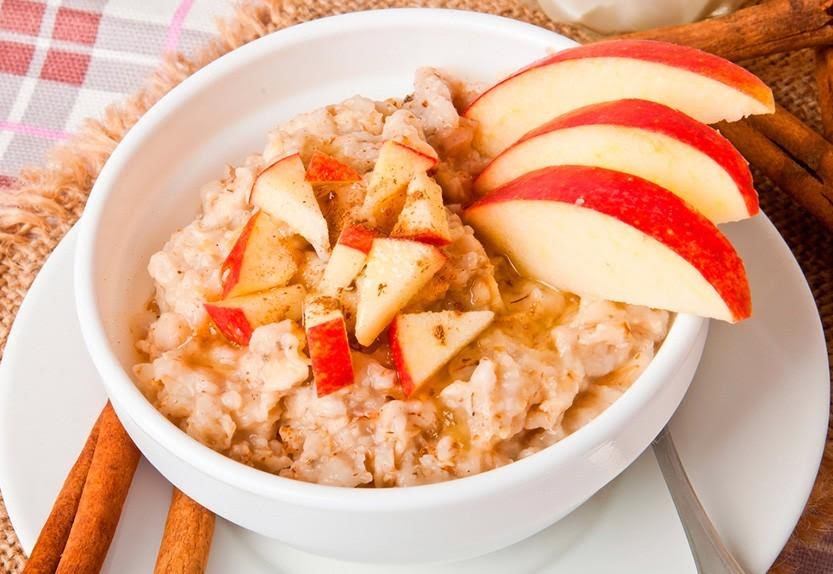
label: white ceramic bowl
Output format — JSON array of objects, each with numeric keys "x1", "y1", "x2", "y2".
[{"x1": 75, "y1": 9, "x2": 708, "y2": 564}]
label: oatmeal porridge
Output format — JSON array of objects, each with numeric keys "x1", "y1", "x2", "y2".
[{"x1": 133, "y1": 69, "x2": 670, "y2": 487}]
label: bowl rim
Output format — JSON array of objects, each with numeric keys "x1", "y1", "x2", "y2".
[{"x1": 74, "y1": 7, "x2": 707, "y2": 512}]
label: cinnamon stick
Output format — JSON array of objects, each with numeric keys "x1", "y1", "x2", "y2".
[
  {"x1": 620, "y1": 0, "x2": 833, "y2": 61},
  {"x1": 154, "y1": 488, "x2": 215, "y2": 574},
  {"x1": 717, "y1": 120, "x2": 833, "y2": 230},
  {"x1": 23, "y1": 412, "x2": 103, "y2": 574},
  {"x1": 55, "y1": 403, "x2": 141, "y2": 574},
  {"x1": 815, "y1": 47, "x2": 833, "y2": 141},
  {"x1": 745, "y1": 104, "x2": 833, "y2": 188}
]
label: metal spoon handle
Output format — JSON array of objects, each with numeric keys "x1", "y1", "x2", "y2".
[{"x1": 653, "y1": 427, "x2": 747, "y2": 574}]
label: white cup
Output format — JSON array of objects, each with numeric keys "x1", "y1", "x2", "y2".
[{"x1": 535, "y1": 0, "x2": 748, "y2": 33}]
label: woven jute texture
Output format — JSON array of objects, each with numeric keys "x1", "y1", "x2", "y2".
[{"x1": 0, "y1": 1, "x2": 831, "y2": 572}]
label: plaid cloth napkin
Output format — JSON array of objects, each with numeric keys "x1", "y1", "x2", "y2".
[{"x1": 0, "y1": 0, "x2": 232, "y2": 188}]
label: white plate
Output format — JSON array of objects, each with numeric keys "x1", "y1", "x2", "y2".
[{"x1": 1, "y1": 205, "x2": 827, "y2": 572}]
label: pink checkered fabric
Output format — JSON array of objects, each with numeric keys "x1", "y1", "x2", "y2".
[{"x1": 0, "y1": 0, "x2": 232, "y2": 188}]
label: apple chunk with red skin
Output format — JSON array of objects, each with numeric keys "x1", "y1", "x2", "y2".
[
  {"x1": 475, "y1": 99, "x2": 758, "y2": 224},
  {"x1": 304, "y1": 294, "x2": 355, "y2": 396},
  {"x1": 250, "y1": 153, "x2": 330, "y2": 259},
  {"x1": 354, "y1": 238, "x2": 446, "y2": 346},
  {"x1": 465, "y1": 39, "x2": 775, "y2": 157},
  {"x1": 221, "y1": 211, "x2": 297, "y2": 298},
  {"x1": 362, "y1": 139, "x2": 438, "y2": 227},
  {"x1": 465, "y1": 165, "x2": 751, "y2": 322},
  {"x1": 390, "y1": 310, "x2": 494, "y2": 396},
  {"x1": 205, "y1": 284, "x2": 305, "y2": 345},
  {"x1": 391, "y1": 171, "x2": 451, "y2": 246},
  {"x1": 319, "y1": 225, "x2": 377, "y2": 295},
  {"x1": 305, "y1": 150, "x2": 361, "y2": 184}
]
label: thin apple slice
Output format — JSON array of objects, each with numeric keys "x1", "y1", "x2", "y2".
[
  {"x1": 465, "y1": 39, "x2": 775, "y2": 156},
  {"x1": 362, "y1": 139, "x2": 438, "y2": 228},
  {"x1": 475, "y1": 99, "x2": 758, "y2": 223},
  {"x1": 304, "y1": 294, "x2": 355, "y2": 396},
  {"x1": 205, "y1": 284, "x2": 305, "y2": 345},
  {"x1": 391, "y1": 171, "x2": 452, "y2": 245},
  {"x1": 221, "y1": 211, "x2": 298, "y2": 298},
  {"x1": 464, "y1": 165, "x2": 751, "y2": 322},
  {"x1": 354, "y1": 238, "x2": 446, "y2": 346},
  {"x1": 305, "y1": 150, "x2": 361, "y2": 184},
  {"x1": 319, "y1": 225, "x2": 376, "y2": 295},
  {"x1": 390, "y1": 310, "x2": 494, "y2": 396},
  {"x1": 250, "y1": 153, "x2": 330, "y2": 259}
]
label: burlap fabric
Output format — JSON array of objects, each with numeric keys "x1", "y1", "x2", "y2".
[{"x1": 0, "y1": 1, "x2": 830, "y2": 572}]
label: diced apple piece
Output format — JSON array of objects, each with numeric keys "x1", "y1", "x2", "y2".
[
  {"x1": 362, "y1": 140, "x2": 438, "y2": 227},
  {"x1": 390, "y1": 310, "x2": 494, "y2": 396},
  {"x1": 250, "y1": 153, "x2": 330, "y2": 259},
  {"x1": 464, "y1": 165, "x2": 751, "y2": 322},
  {"x1": 205, "y1": 284, "x2": 305, "y2": 345},
  {"x1": 319, "y1": 225, "x2": 376, "y2": 295},
  {"x1": 337, "y1": 224, "x2": 376, "y2": 252},
  {"x1": 304, "y1": 294, "x2": 355, "y2": 396},
  {"x1": 465, "y1": 39, "x2": 775, "y2": 156},
  {"x1": 307, "y1": 315, "x2": 354, "y2": 397},
  {"x1": 305, "y1": 150, "x2": 361, "y2": 184},
  {"x1": 475, "y1": 99, "x2": 758, "y2": 223},
  {"x1": 354, "y1": 238, "x2": 446, "y2": 346},
  {"x1": 398, "y1": 136, "x2": 439, "y2": 161},
  {"x1": 390, "y1": 171, "x2": 452, "y2": 245},
  {"x1": 221, "y1": 211, "x2": 298, "y2": 298}
]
